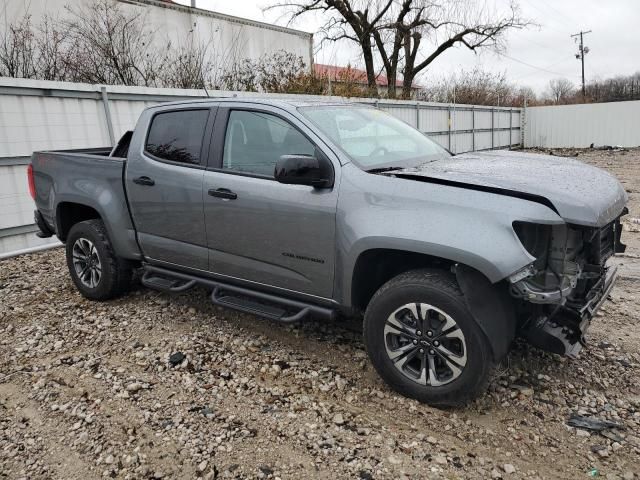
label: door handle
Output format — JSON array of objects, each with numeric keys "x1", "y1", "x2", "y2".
[
  {"x1": 208, "y1": 188, "x2": 237, "y2": 200},
  {"x1": 133, "y1": 176, "x2": 155, "y2": 186}
]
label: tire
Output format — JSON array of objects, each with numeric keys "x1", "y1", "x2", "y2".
[
  {"x1": 363, "y1": 269, "x2": 493, "y2": 407},
  {"x1": 65, "y1": 219, "x2": 133, "y2": 301}
]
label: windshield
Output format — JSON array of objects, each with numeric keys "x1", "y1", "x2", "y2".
[{"x1": 299, "y1": 105, "x2": 450, "y2": 170}]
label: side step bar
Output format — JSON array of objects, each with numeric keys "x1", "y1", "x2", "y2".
[
  {"x1": 141, "y1": 265, "x2": 334, "y2": 324},
  {"x1": 141, "y1": 270, "x2": 196, "y2": 292}
]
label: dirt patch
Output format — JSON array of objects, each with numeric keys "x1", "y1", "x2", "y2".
[{"x1": 1, "y1": 148, "x2": 639, "y2": 479}]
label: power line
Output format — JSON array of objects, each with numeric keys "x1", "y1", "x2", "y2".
[
  {"x1": 536, "y1": 0, "x2": 576, "y2": 24},
  {"x1": 519, "y1": 35, "x2": 566, "y2": 54},
  {"x1": 512, "y1": 55, "x2": 575, "y2": 80},
  {"x1": 496, "y1": 52, "x2": 567, "y2": 77},
  {"x1": 521, "y1": 0, "x2": 575, "y2": 35}
]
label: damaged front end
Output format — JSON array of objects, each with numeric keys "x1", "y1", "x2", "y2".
[{"x1": 509, "y1": 210, "x2": 627, "y2": 357}]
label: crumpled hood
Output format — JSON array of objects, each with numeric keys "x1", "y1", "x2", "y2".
[{"x1": 387, "y1": 150, "x2": 627, "y2": 227}]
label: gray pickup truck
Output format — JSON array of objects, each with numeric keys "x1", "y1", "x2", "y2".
[{"x1": 29, "y1": 98, "x2": 627, "y2": 406}]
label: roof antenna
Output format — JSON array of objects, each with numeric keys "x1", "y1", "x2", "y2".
[{"x1": 202, "y1": 84, "x2": 210, "y2": 98}]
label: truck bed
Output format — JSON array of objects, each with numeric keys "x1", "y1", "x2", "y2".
[
  {"x1": 34, "y1": 146, "x2": 120, "y2": 158},
  {"x1": 30, "y1": 148, "x2": 138, "y2": 258}
]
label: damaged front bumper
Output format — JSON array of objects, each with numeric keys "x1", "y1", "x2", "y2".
[
  {"x1": 510, "y1": 210, "x2": 626, "y2": 358},
  {"x1": 520, "y1": 264, "x2": 618, "y2": 357}
]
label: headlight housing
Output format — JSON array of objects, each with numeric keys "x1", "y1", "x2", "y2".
[{"x1": 513, "y1": 221, "x2": 552, "y2": 260}]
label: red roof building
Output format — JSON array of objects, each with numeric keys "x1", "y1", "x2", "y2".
[
  {"x1": 314, "y1": 64, "x2": 401, "y2": 87},
  {"x1": 314, "y1": 63, "x2": 420, "y2": 96}
]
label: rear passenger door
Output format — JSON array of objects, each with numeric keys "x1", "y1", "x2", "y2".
[
  {"x1": 126, "y1": 106, "x2": 216, "y2": 270},
  {"x1": 202, "y1": 104, "x2": 339, "y2": 299}
]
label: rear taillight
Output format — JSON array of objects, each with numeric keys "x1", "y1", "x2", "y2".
[{"x1": 27, "y1": 163, "x2": 36, "y2": 200}]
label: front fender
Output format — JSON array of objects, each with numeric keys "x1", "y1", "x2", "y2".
[{"x1": 335, "y1": 164, "x2": 565, "y2": 308}]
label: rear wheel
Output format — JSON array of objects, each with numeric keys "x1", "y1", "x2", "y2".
[
  {"x1": 65, "y1": 219, "x2": 132, "y2": 300},
  {"x1": 363, "y1": 269, "x2": 493, "y2": 407}
]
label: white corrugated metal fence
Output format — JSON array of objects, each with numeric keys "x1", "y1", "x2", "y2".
[{"x1": 525, "y1": 100, "x2": 640, "y2": 148}]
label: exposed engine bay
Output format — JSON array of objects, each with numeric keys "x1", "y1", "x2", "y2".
[{"x1": 509, "y1": 209, "x2": 627, "y2": 357}]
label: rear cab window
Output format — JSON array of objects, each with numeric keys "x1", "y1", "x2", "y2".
[{"x1": 145, "y1": 109, "x2": 209, "y2": 165}]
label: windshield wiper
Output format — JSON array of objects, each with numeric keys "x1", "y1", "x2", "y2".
[{"x1": 366, "y1": 166, "x2": 405, "y2": 174}]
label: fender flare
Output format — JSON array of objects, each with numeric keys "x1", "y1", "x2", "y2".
[{"x1": 455, "y1": 264, "x2": 517, "y2": 361}]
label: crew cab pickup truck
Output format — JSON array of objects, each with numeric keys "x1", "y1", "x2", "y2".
[{"x1": 29, "y1": 98, "x2": 627, "y2": 406}]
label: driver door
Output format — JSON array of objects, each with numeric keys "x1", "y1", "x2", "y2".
[{"x1": 202, "y1": 105, "x2": 339, "y2": 298}]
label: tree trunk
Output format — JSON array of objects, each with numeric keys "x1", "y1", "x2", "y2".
[
  {"x1": 402, "y1": 74, "x2": 414, "y2": 99},
  {"x1": 361, "y1": 36, "x2": 379, "y2": 97},
  {"x1": 387, "y1": 71, "x2": 397, "y2": 99}
]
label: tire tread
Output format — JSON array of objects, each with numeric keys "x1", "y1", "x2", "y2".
[{"x1": 66, "y1": 219, "x2": 132, "y2": 300}]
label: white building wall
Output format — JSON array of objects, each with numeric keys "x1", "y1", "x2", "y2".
[
  {"x1": 525, "y1": 100, "x2": 640, "y2": 148},
  {"x1": 0, "y1": 0, "x2": 313, "y2": 71}
]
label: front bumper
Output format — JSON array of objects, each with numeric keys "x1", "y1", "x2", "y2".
[
  {"x1": 524, "y1": 264, "x2": 618, "y2": 358},
  {"x1": 566, "y1": 265, "x2": 618, "y2": 357},
  {"x1": 582, "y1": 264, "x2": 618, "y2": 318}
]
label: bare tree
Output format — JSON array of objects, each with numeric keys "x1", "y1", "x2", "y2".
[
  {"x1": 162, "y1": 42, "x2": 214, "y2": 89},
  {"x1": 220, "y1": 57, "x2": 259, "y2": 91},
  {"x1": 35, "y1": 15, "x2": 70, "y2": 81},
  {"x1": 0, "y1": 13, "x2": 37, "y2": 78},
  {"x1": 220, "y1": 50, "x2": 319, "y2": 94},
  {"x1": 546, "y1": 78, "x2": 575, "y2": 104},
  {"x1": 255, "y1": 51, "x2": 308, "y2": 92},
  {"x1": 585, "y1": 72, "x2": 640, "y2": 103},
  {"x1": 420, "y1": 68, "x2": 534, "y2": 106},
  {"x1": 63, "y1": 0, "x2": 167, "y2": 86},
  {"x1": 272, "y1": 0, "x2": 530, "y2": 98},
  {"x1": 269, "y1": 0, "x2": 392, "y2": 95},
  {"x1": 513, "y1": 85, "x2": 537, "y2": 106}
]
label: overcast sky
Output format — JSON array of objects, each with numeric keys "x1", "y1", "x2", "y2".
[{"x1": 175, "y1": 0, "x2": 639, "y2": 94}]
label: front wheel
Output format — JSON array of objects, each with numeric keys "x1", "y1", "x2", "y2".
[
  {"x1": 65, "y1": 219, "x2": 133, "y2": 301},
  {"x1": 363, "y1": 269, "x2": 493, "y2": 407}
]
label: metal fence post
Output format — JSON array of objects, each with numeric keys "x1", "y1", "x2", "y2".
[
  {"x1": 471, "y1": 106, "x2": 475, "y2": 151},
  {"x1": 509, "y1": 108, "x2": 513, "y2": 149},
  {"x1": 100, "y1": 86, "x2": 116, "y2": 147},
  {"x1": 521, "y1": 97, "x2": 528, "y2": 148},
  {"x1": 415, "y1": 102, "x2": 420, "y2": 131},
  {"x1": 491, "y1": 107, "x2": 495, "y2": 150},
  {"x1": 448, "y1": 105, "x2": 452, "y2": 151}
]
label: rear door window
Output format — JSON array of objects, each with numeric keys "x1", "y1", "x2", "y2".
[{"x1": 145, "y1": 109, "x2": 209, "y2": 165}]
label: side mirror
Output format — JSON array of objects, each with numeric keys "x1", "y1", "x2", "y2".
[{"x1": 274, "y1": 154, "x2": 333, "y2": 188}]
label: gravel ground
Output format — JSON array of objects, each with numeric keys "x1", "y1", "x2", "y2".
[{"x1": 1, "y1": 148, "x2": 640, "y2": 480}]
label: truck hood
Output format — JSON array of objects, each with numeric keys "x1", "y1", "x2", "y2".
[{"x1": 386, "y1": 150, "x2": 627, "y2": 227}]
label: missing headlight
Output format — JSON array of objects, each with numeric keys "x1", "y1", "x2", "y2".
[{"x1": 513, "y1": 221, "x2": 552, "y2": 259}]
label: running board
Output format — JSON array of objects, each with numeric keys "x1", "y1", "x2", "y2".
[
  {"x1": 141, "y1": 271, "x2": 197, "y2": 293},
  {"x1": 141, "y1": 265, "x2": 334, "y2": 324}
]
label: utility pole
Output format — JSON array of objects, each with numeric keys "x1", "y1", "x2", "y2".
[{"x1": 571, "y1": 30, "x2": 591, "y2": 99}]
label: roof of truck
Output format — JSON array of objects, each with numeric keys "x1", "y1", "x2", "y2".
[{"x1": 147, "y1": 97, "x2": 369, "y2": 111}]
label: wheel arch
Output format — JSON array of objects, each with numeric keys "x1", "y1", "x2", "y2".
[
  {"x1": 348, "y1": 248, "x2": 517, "y2": 362},
  {"x1": 56, "y1": 201, "x2": 101, "y2": 241},
  {"x1": 350, "y1": 248, "x2": 455, "y2": 314},
  {"x1": 54, "y1": 197, "x2": 141, "y2": 261},
  {"x1": 344, "y1": 238, "x2": 510, "y2": 312}
]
